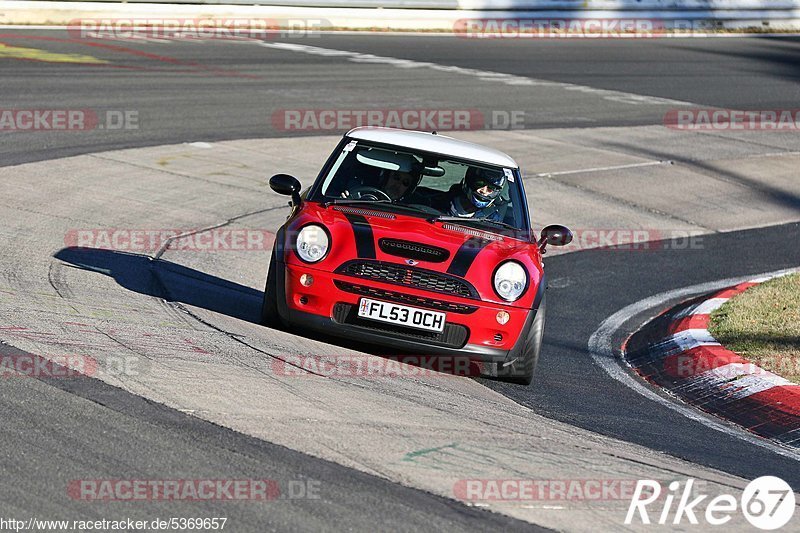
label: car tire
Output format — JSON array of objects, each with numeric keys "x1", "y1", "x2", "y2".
[
  {"x1": 497, "y1": 295, "x2": 545, "y2": 386},
  {"x1": 260, "y1": 249, "x2": 284, "y2": 328}
]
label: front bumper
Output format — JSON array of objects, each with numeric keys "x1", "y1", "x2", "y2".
[{"x1": 276, "y1": 260, "x2": 538, "y2": 364}]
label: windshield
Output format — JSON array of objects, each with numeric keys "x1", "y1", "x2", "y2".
[{"x1": 313, "y1": 140, "x2": 529, "y2": 232}]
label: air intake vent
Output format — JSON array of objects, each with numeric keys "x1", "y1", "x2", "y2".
[
  {"x1": 379, "y1": 239, "x2": 450, "y2": 263},
  {"x1": 441, "y1": 223, "x2": 503, "y2": 241},
  {"x1": 333, "y1": 206, "x2": 396, "y2": 219},
  {"x1": 336, "y1": 260, "x2": 478, "y2": 299},
  {"x1": 334, "y1": 280, "x2": 477, "y2": 314}
]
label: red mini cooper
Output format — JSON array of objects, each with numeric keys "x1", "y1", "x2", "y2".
[{"x1": 262, "y1": 127, "x2": 571, "y2": 384}]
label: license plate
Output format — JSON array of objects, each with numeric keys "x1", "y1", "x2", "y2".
[{"x1": 357, "y1": 298, "x2": 446, "y2": 333}]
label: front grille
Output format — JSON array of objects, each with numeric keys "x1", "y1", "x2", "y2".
[
  {"x1": 334, "y1": 280, "x2": 478, "y2": 314},
  {"x1": 336, "y1": 260, "x2": 477, "y2": 299},
  {"x1": 379, "y1": 238, "x2": 450, "y2": 263},
  {"x1": 332, "y1": 303, "x2": 469, "y2": 348}
]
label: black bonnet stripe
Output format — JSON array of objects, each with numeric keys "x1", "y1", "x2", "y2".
[
  {"x1": 447, "y1": 237, "x2": 491, "y2": 277},
  {"x1": 343, "y1": 213, "x2": 376, "y2": 259}
]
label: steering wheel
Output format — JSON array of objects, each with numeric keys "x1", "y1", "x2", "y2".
[{"x1": 348, "y1": 186, "x2": 392, "y2": 202}]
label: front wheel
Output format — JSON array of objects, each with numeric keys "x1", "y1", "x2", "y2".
[
  {"x1": 260, "y1": 249, "x2": 283, "y2": 328},
  {"x1": 496, "y1": 295, "x2": 545, "y2": 386}
]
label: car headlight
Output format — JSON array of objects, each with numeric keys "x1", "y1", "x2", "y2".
[
  {"x1": 493, "y1": 261, "x2": 528, "y2": 302},
  {"x1": 295, "y1": 225, "x2": 329, "y2": 263}
]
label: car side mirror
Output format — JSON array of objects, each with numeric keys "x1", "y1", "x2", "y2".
[
  {"x1": 538, "y1": 224, "x2": 573, "y2": 254},
  {"x1": 269, "y1": 174, "x2": 302, "y2": 206}
]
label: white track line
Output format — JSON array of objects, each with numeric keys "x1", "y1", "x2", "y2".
[
  {"x1": 587, "y1": 266, "x2": 800, "y2": 461},
  {"x1": 260, "y1": 41, "x2": 696, "y2": 107},
  {"x1": 535, "y1": 160, "x2": 671, "y2": 178}
]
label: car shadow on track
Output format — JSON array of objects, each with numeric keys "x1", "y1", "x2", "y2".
[
  {"x1": 54, "y1": 246, "x2": 262, "y2": 323},
  {"x1": 53, "y1": 247, "x2": 484, "y2": 377}
]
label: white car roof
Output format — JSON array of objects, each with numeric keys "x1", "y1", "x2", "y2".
[{"x1": 346, "y1": 127, "x2": 519, "y2": 169}]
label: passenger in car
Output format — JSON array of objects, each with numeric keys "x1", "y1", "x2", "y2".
[{"x1": 429, "y1": 167, "x2": 508, "y2": 221}]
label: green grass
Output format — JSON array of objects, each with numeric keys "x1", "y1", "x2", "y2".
[{"x1": 709, "y1": 273, "x2": 800, "y2": 383}]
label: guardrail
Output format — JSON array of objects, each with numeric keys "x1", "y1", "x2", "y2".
[
  {"x1": 28, "y1": 0, "x2": 800, "y2": 8},
  {"x1": 4, "y1": 0, "x2": 799, "y2": 29}
]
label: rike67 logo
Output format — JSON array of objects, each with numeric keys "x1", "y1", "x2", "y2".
[{"x1": 626, "y1": 476, "x2": 795, "y2": 530}]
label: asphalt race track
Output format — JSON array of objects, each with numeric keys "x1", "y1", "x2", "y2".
[
  {"x1": 3, "y1": 31, "x2": 800, "y2": 165},
  {"x1": 486, "y1": 222, "x2": 800, "y2": 484},
  {"x1": 1, "y1": 29, "x2": 800, "y2": 531}
]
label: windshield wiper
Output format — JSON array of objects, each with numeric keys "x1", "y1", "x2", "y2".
[
  {"x1": 386, "y1": 202, "x2": 437, "y2": 215},
  {"x1": 431, "y1": 215, "x2": 520, "y2": 231},
  {"x1": 322, "y1": 198, "x2": 392, "y2": 207}
]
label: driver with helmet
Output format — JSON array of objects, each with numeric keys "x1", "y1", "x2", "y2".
[
  {"x1": 445, "y1": 166, "x2": 508, "y2": 221},
  {"x1": 341, "y1": 150, "x2": 423, "y2": 202},
  {"x1": 382, "y1": 168, "x2": 421, "y2": 201}
]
